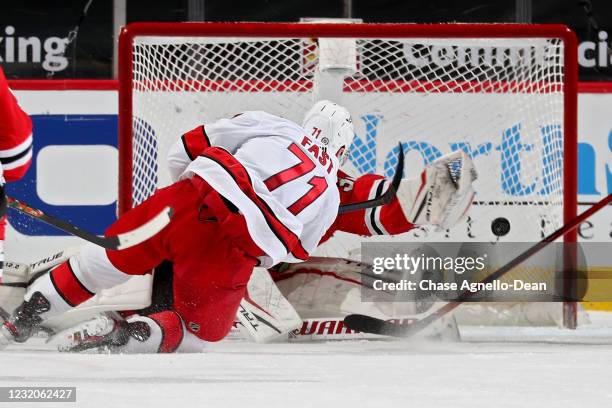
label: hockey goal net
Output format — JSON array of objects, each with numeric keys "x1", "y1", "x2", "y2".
[{"x1": 118, "y1": 22, "x2": 579, "y2": 328}]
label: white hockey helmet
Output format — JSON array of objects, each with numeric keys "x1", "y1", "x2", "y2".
[{"x1": 302, "y1": 100, "x2": 354, "y2": 165}]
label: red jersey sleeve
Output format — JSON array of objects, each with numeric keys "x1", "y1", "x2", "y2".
[
  {"x1": 0, "y1": 67, "x2": 33, "y2": 182},
  {"x1": 322, "y1": 170, "x2": 415, "y2": 242}
]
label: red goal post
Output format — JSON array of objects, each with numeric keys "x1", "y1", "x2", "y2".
[{"x1": 118, "y1": 22, "x2": 579, "y2": 327}]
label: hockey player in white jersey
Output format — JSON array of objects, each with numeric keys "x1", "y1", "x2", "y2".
[
  {"x1": 1, "y1": 100, "x2": 476, "y2": 351},
  {"x1": 0, "y1": 104, "x2": 353, "y2": 352}
]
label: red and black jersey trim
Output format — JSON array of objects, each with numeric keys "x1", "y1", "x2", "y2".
[
  {"x1": 49, "y1": 261, "x2": 94, "y2": 307},
  {"x1": 150, "y1": 311, "x2": 184, "y2": 353},
  {"x1": 200, "y1": 148, "x2": 309, "y2": 261},
  {"x1": 181, "y1": 125, "x2": 211, "y2": 160},
  {"x1": 368, "y1": 180, "x2": 387, "y2": 235}
]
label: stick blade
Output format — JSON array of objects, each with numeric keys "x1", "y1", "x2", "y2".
[
  {"x1": 374, "y1": 142, "x2": 405, "y2": 206},
  {"x1": 389, "y1": 142, "x2": 404, "y2": 194},
  {"x1": 343, "y1": 313, "x2": 425, "y2": 337},
  {"x1": 344, "y1": 314, "x2": 386, "y2": 334},
  {"x1": 113, "y1": 206, "x2": 174, "y2": 250},
  {"x1": 343, "y1": 314, "x2": 398, "y2": 336}
]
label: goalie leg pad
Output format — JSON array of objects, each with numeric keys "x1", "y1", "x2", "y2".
[
  {"x1": 0, "y1": 247, "x2": 82, "y2": 319},
  {"x1": 26, "y1": 243, "x2": 131, "y2": 314},
  {"x1": 2, "y1": 246, "x2": 80, "y2": 288},
  {"x1": 0, "y1": 262, "x2": 28, "y2": 315},
  {"x1": 25, "y1": 244, "x2": 151, "y2": 331},
  {"x1": 0, "y1": 285, "x2": 24, "y2": 320},
  {"x1": 236, "y1": 267, "x2": 302, "y2": 343}
]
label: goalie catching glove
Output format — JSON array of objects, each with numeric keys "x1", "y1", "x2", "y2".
[{"x1": 397, "y1": 150, "x2": 477, "y2": 229}]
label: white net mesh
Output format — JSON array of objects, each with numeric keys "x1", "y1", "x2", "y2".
[{"x1": 125, "y1": 28, "x2": 569, "y2": 261}]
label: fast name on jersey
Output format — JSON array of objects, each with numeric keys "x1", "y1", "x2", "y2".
[{"x1": 300, "y1": 135, "x2": 334, "y2": 174}]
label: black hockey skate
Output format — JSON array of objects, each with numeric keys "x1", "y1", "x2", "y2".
[
  {"x1": 0, "y1": 292, "x2": 50, "y2": 348},
  {"x1": 54, "y1": 312, "x2": 151, "y2": 353}
]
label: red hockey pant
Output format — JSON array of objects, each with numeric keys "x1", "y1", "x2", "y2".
[{"x1": 106, "y1": 177, "x2": 263, "y2": 341}]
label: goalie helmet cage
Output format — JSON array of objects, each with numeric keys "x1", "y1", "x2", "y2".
[{"x1": 118, "y1": 22, "x2": 578, "y2": 328}]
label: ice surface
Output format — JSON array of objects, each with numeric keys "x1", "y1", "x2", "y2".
[{"x1": 2, "y1": 313, "x2": 612, "y2": 408}]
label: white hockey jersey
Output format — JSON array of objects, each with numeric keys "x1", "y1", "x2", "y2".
[{"x1": 167, "y1": 111, "x2": 340, "y2": 267}]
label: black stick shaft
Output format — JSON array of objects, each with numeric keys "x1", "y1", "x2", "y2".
[
  {"x1": 6, "y1": 196, "x2": 119, "y2": 250},
  {"x1": 338, "y1": 143, "x2": 404, "y2": 214}
]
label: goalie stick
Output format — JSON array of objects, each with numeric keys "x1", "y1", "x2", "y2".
[
  {"x1": 344, "y1": 194, "x2": 612, "y2": 337},
  {"x1": 5, "y1": 194, "x2": 173, "y2": 251},
  {"x1": 337, "y1": 143, "x2": 404, "y2": 214}
]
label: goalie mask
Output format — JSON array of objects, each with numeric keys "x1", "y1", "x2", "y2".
[{"x1": 302, "y1": 100, "x2": 354, "y2": 165}]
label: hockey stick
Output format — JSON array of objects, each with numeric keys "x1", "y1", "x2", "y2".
[
  {"x1": 337, "y1": 143, "x2": 404, "y2": 214},
  {"x1": 344, "y1": 194, "x2": 612, "y2": 337},
  {"x1": 6, "y1": 196, "x2": 173, "y2": 251}
]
